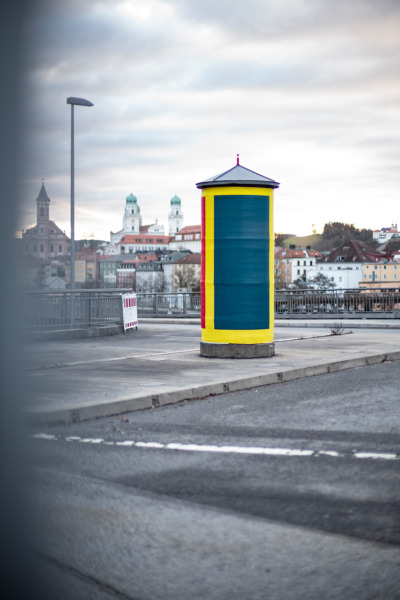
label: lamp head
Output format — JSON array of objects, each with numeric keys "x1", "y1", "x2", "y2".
[{"x1": 67, "y1": 97, "x2": 94, "y2": 107}]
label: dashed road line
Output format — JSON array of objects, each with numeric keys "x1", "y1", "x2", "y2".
[{"x1": 32, "y1": 434, "x2": 399, "y2": 460}]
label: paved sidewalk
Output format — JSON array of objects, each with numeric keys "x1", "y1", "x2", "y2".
[{"x1": 22, "y1": 321, "x2": 400, "y2": 425}]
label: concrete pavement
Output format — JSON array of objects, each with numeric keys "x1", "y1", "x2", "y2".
[{"x1": 21, "y1": 320, "x2": 400, "y2": 425}]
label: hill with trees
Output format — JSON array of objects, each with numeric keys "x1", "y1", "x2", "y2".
[{"x1": 275, "y1": 222, "x2": 377, "y2": 252}]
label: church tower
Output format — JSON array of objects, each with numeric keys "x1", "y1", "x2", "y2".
[
  {"x1": 36, "y1": 180, "x2": 50, "y2": 236},
  {"x1": 168, "y1": 195, "x2": 184, "y2": 235},
  {"x1": 123, "y1": 193, "x2": 142, "y2": 233}
]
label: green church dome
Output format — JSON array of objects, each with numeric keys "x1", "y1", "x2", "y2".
[
  {"x1": 170, "y1": 195, "x2": 181, "y2": 205},
  {"x1": 126, "y1": 193, "x2": 137, "y2": 204}
]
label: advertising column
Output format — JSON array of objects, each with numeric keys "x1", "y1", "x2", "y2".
[{"x1": 197, "y1": 158, "x2": 280, "y2": 358}]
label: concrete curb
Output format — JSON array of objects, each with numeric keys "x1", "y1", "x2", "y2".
[{"x1": 25, "y1": 349, "x2": 400, "y2": 426}]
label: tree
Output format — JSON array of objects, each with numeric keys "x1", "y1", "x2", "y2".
[
  {"x1": 315, "y1": 222, "x2": 374, "y2": 252},
  {"x1": 275, "y1": 233, "x2": 294, "y2": 247},
  {"x1": 308, "y1": 273, "x2": 336, "y2": 290},
  {"x1": 292, "y1": 278, "x2": 309, "y2": 289},
  {"x1": 174, "y1": 265, "x2": 200, "y2": 292},
  {"x1": 274, "y1": 272, "x2": 287, "y2": 289}
]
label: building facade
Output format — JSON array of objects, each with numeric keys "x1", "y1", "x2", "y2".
[
  {"x1": 168, "y1": 195, "x2": 184, "y2": 235},
  {"x1": 361, "y1": 262, "x2": 399, "y2": 289},
  {"x1": 169, "y1": 225, "x2": 201, "y2": 253},
  {"x1": 274, "y1": 247, "x2": 322, "y2": 286},
  {"x1": 373, "y1": 224, "x2": 399, "y2": 244},
  {"x1": 22, "y1": 182, "x2": 70, "y2": 260}
]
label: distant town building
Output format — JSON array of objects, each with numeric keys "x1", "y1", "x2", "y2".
[
  {"x1": 319, "y1": 239, "x2": 384, "y2": 264},
  {"x1": 169, "y1": 225, "x2": 201, "y2": 253},
  {"x1": 373, "y1": 224, "x2": 399, "y2": 244},
  {"x1": 309, "y1": 263, "x2": 363, "y2": 289},
  {"x1": 168, "y1": 195, "x2": 184, "y2": 235},
  {"x1": 117, "y1": 233, "x2": 171, "y2": 254},
  {"x1": 274, "y1": 246, "x2": 322, "y2": 286},
  {"x1": 22, "y1": 182, "x2": 70, "y2": 260},
  {"x1": 360, "y1": 262, "x2": 400, "y2": 290},
  {"x1": 305, "y1": 240, "x2": 389, "y2": 289},
  {"x1": 106, "y1": 192, "x2": 184, "y2": 254}
]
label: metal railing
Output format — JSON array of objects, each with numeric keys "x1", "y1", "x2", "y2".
[
  {"x1": 19, "y1": 288, "x2": 400, "y2": 330},
  {"x1": 20, "y1": 289, "x2": 131, "y2": 330},
  {"x1": 137, "y1": 293, "x2": 201, "y2": 316},
  {"x1": 275, "y1": 289, "x2": 400, "y2": 316}
]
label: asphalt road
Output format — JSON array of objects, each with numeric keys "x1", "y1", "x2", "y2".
[{"x1": 24, "y1": 360, "x2": 400, "y2": 600}]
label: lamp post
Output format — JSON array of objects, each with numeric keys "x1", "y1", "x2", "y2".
[{"x1": 67, "y1": 97, "x2": 93, "y2": 327}]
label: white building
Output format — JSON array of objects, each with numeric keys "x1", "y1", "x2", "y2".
[
  {"x1": 307, "y1": 263, "x2": 363, "y2": 289},
  {"x1": 168, "y1": 195, "x2": 184, "y2": 235},
  {"x1": 373, "y1": 224, "x2": 399, "y2": 244},
  {"x1": 169, "y1": 225, "x2": 201, "y2": 253},
  {"x1": 104, "y1": 193, "x2": 184, "y2": 255}
]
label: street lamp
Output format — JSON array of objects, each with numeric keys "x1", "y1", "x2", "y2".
[{"x1": 67, "y1": 96, "x2": 93, "y2": 327}]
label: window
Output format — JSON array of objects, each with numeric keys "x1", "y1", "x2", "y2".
[
  {"x1": 50, "y1": 245, "x2": 54, "y2": 253},
  {"x1": 310, "y1": 260, "x2": 313, "y2": 266},
  {"x1": 297, "y1": 260, "x2": 300, "y2": 266},
  {"x1": 40, "y1": 244, "x2": 44, "y2": 252},
  {"x1": 58, "y1": 245, "x2": 62, "y2": 253}
]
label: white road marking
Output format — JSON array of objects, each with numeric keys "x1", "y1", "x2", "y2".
[
  {"x1": 32, "y1": 434, "x2": 399, "y2": 460},
  {"x1": 354, "y1": 452, "x2": 398, "y2": 460}
]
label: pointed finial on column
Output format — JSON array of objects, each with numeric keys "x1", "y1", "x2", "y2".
[{"x1": 236, "y1": 154, "x2": 240, "y2": 165}]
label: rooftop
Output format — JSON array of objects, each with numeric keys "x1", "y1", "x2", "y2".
[{"x1": 196, "y1": 159, "x2": 280, "y2": 189}]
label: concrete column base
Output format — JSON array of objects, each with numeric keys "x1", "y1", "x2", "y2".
[{"x1": 200, "y1": 341, "x2": 275, "y2": 359}]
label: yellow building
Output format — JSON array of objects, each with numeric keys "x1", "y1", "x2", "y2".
[{"x1": 360, "y1": 263, "x2": 400, "y2": 290}]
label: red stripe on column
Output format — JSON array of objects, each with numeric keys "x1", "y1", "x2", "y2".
[{"x1": 201, "y1": 196, "x2": 206, "y2": 329}]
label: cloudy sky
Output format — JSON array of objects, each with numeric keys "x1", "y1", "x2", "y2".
[{"x1": 19, "y1": 0, "x2": 400, "y2": 240}]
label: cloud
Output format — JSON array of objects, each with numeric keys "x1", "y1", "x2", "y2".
[{"x1": 18, "y1": 0, "x2": 400, "y2": 240}]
